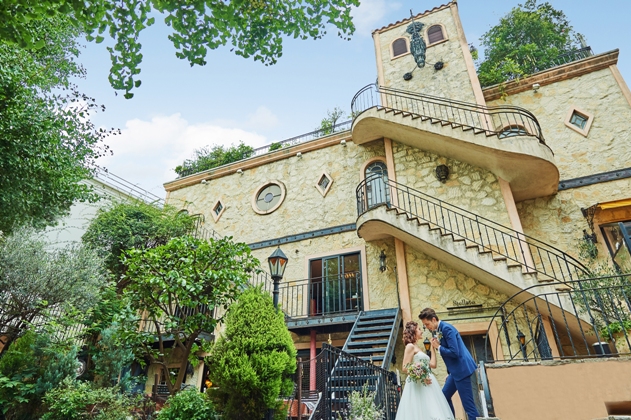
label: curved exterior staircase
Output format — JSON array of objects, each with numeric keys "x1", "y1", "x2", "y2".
[
  {"x1": 351, "y1": 84, "x2": 559, "y2": 201},
  {"x1": 355, "y1": 177, "x2": 590, "y2": 303}
]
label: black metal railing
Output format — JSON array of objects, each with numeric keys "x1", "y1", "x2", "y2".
[
  {"x1": 549, "y1": 46, "x2": 593, "y2": 68},
  {"x1": 278, "y1": 272, "x2": 363, "y2": 319},
  {"x1": 485, "y1": 274, "x2": 631, "y2": 362},
  {"x1": 290, "y1": 344, "x2": 400, "y2": 420},
  {"x1": 176, "y1": 120, "x2": 352, "y2": 178},
  {"x1": 351, "y1": 83, "x2": 547, "y2": 145},
  {"x1": 356, "y1": 177, "x2": 589, "y2": 285}
]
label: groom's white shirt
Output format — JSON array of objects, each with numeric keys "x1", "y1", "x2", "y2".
[{"x1": 436, "y1": 320, "x2": 442, "y2": 354}]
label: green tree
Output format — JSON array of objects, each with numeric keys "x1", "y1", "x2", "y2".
[
  {"x1": 0, "y1": 230, "x2": 108, "y2": 352},
  {"x1": 117, "y1": 235, "x2": 259, "y2": 395},
  {"x1": 82, "y1": 201, "x2": 195, "y2": 287},
  {"x1": 0, "y1": 0, "x2": 359, "y2": 98},
  {"x1": 477, "y1": 0, "x2": 584, "y2": 87},
  {"x1": 0, "y1": 331, "x2": 80, "y2": 419},
  {"x1": 317, "y1": 107, "x2": 346, "y2": 135},
  {"x1": 156, "y1": 388, "x2": 217, "y2": 420},
  {"x1": 0, "y1": 17, "x2": 112, "y2": 235},
  {"x1": 174, "y1": 142, "x2": 255, "y2": 177},
  {"x1": 207, "y1": 287, "x2": 296, "y2": 420}
]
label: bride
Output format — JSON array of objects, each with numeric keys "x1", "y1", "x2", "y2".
[{"x1": 396, "y1": 321, "x2": 455, "y2": 420}]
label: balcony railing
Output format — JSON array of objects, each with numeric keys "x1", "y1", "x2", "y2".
[
  {"x1": 356, "y1": 177, "x2": 589, "y2": 285},
  {"x1": 351, "y1": 83, "x2": 547, "y2": 145},
  {"x1": 176, "y1": 120, "x2": 352, "y2": 178},
  {"x1": 278, "y1": 272, "x2": 363, "y2": 319},
  {"x1": 486, "y1": 273, "x2": 631, "y2": 362}
]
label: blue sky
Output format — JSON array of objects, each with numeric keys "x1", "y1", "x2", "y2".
[{"x1": 77, "y1": 0, "x2": 631, "y2": 197}]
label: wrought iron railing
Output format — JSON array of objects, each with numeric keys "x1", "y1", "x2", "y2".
[
  {"x1": 550, "y1": 46, "x2": 593, "y2": 68},
  {"x1": 485, "y1": 274, "x2": 631, "y2": 362},
  {"x1": 290, "y1": 344, "x2": 400, "y2": 420},
  {"x1": 350, "y1": 83, "x2": 547, "y2": 145},
  {"x1": 278, "y1": 272, "x2": 363, "y2": 319},
  {"x1": 176, "y1": 120, "x2": 352, "y2": 178},
  {"x1": 356, "y1": 177, "x2": 589, "y2": 285}
]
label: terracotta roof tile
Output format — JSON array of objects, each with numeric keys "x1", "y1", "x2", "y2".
[{"x1": 372, "y1": 2, "x2": 455, "y2": 34}]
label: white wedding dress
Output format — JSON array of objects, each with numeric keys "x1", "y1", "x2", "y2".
[{"x1": 395, "y1": 351, "x2": 455, "y2": 420}]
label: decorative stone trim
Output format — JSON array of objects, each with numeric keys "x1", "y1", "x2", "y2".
[
  {"x1": 315, "y1": 172, "x2": 333, "y2": 197},
  {"x1": 210, "y1": 199, "x2": 226, "y2": 222},
  {"x1": 390, "y1": 37, "x2": 410, "y2": 60},
  {"x1": 372, "y1": 2, "x2": 454, "y2": 35},
  {"x1": 482, "y1": 50, "x2": 619, "y2": 101},
  {"x1": 251, "y1": 181, "x2": 286, "y2": 215},
  {"x1": 564, "y1": 106, "x2": 594, "y2": 137},
  {"x1": 360, "y1": 156, "x2": 388, "y2": 181}
]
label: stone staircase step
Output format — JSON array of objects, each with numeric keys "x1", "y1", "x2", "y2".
[{"x1": 462, "y1": 126, "x2": 474, "y2": 132}]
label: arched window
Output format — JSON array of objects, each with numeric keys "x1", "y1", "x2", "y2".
[
  {"x1": 498, "y1": 125, "x2": 528, "y2": 139},
  {"x1": 427, "y1": 25, "x2": 445, "y2": 44},
  {"x1": 392, "y1": 38, "x2": 408, "y2": 58},
  {"x1": 365, "y1": 161, "x2": 390, "y2": 209}
]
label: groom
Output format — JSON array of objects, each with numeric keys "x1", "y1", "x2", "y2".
[{"x1": 419, "y1": 308, "x2": 480, "y2": 420}]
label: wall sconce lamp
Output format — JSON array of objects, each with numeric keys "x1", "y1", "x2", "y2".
[
  {"x1": 340, "y1": 139, "x2": 347, "y2": 146},
  {"x1": 435, "y1": 165, "x2": 449, "y2": 183},
  {"x1": 236, "y1": 169, "x2": 243, "y2": 175},
  {"x1": 532, "y1": 83, "x2": 540, "y2": 93},
  {"x1": 379, "y1": 250, "x2": 387, "y2": 272},
  {"x1": 296, "y1": 152, "x2": 302, "y2": 158},
  {"x1": 423, "y1": 338, "x2": 431, "y2": 356}
]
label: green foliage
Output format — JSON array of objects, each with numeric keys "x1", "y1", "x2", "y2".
[
  {"x1": 268, "y1": 142, "x2": 283, "y2": 152},
  {"x1": 156, "y1": 388, "x2": 217, "y2": 420},
  {"x1": 116, "y1": 235, "x2": 259, "y2": 395},
  {"x1": 338, "y1": 384, "x2": 385, "y2": 420},
  {"x1": 0, "y1": 229, "x2": 108, "y2": 349},
  {"x1": 82, "y1": 201, "x2": 195, "y2": 284},
  {"x1": 0, "y1": 16, "x2": 112, "y2": 235},
  {"x1": 207, "y1": 287, "x2": 296, "y2": 419},
  {"x1": 91, "y1": 324, "x2": 135, "y2": 391},
  {"x1": 477, "y1": 0, "x2": 584, "y2": 87},
  {"x1": 42, "y1": 379, "x2": 136, "y2": 420},
  {"x1": 0, "y1": 0, "x2": 359, "y2": 98},
  {"x1": 317, "y1": 107, "x2": 346, "y2": 135},
  {"x1": 600, "y1": 320, "x2": 631, "y2": 341},
  {"x1": 174, "y1": 142, "x2": 255, "y2": 177},
  {"x1": 0, "y1": 331, "x2": 79, "y2": 419}
]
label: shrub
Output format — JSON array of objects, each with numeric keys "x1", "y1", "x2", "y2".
[
  {"x1": 338, "y1": 385, "x2": 385, "y2": 420},
  {"x1": 207, "y1": 287, "x2": 296, "y2": 419},
  {"x1": 42, "y1": 379, "x2": 134, "y2": 420},
  {"x1": 174, "y1": 142, "x2": 255, "y2": 176},
  {"x1": 156, "y1": 388, "x2": 217, "y2": 420},
  {"x1": 0, "y1": 331, "x2": 79, "y2": 419}
]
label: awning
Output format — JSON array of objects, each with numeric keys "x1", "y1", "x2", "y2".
[{"x1": 597, "y1": 199, "x2": 631, "y2": 210}]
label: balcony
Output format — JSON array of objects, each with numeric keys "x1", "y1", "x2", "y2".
[{"x1": 351, "y1": 84, "x2": 559, "y2": 201}]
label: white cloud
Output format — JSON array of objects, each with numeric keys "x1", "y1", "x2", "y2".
[
  {"x1": 98, "y1": 113, "x2": 267, "y2": 198},
  {"x1": 246, "y1": 106, "x2": 279, "y2": 131},
  {"x1": 351, "y1": 0, "x2": 402, "y2": 35}
]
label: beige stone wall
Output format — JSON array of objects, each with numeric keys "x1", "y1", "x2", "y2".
[
  {"x1": 391, "y1": 142, "x2": 512, "y2": 227},
  {"x1": 167, "y1": 140, "x2": 384, "y2": 247},
  {"x1": 486, "y1": 67, "x2": 631, "y2": 181},
  {"x1": 392, "y1": 244, "x2": 512, "y2": 383},
  {"x1": 377, "y1": 7, "x2": 478, "y2": 103},
  {"x1": 517, "y1": 178, "x2": 631, "y2": 266}
]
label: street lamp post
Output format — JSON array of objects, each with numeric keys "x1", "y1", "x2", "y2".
[{"x1": 268, "y1": 247, "x2": 288, "y2": 310}]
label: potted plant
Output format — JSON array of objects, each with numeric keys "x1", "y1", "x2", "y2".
[{"x1": 601, "y1": 321, "x2": 631, "y2": 355}]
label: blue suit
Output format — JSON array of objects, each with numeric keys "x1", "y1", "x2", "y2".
[{"x1": 437, "y1": 321, "x2": 480, "y2": 420}]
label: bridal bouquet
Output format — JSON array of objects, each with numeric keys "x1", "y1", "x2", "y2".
[{"x1": 404, "y1": 359, "x2": 431, "y2": 385}]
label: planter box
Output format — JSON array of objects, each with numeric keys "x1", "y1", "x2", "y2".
[{"x1": 613, "y1": 331, "x2": 631, "y2": 355}]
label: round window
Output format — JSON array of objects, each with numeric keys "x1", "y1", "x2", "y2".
[{"x1": 252, "y1": 181, "x2": 286, "y2": 215}]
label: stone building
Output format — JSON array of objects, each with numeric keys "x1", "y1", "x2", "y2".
[{"x1": 162, "y1": 3, "x2": 631, "y2": 419}]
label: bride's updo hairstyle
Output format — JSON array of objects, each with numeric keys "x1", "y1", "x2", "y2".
[{"x1": 402, "y1": 321, "x2": 419, "y2": 345}]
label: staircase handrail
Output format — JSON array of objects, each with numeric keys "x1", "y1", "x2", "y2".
[
  {"x1": 356, "y1": 177, "x2": 590, "y2": 286},
  {"x1": 484, "y1": 274, "x2": 631, "y2": 362},
  {"x1": 322, "y1": 343, "x2": 400, "y2": 419},
  {"x1": 350, "y1": 83, "x2": 548, "y2": 147}
]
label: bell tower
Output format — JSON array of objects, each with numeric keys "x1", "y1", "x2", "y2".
[{"x1": 371, "y1": 2, "x2": 486, "y2": 106}]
